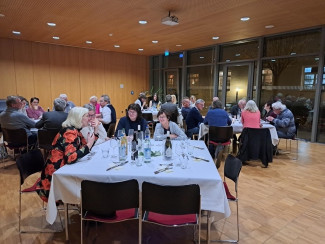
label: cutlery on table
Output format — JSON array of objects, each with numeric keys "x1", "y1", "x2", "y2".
[
  {"x1": 106, "y1": 161, "x2": 129, "y2": 171},
  {"x1": 193, "y1": 146, "x2": 204, "y2": 150},
  {"x1": 154, "y1": 166, "x2": 172, "y2": 174},
  {"x1": 191, "y1": 156, "x2": 209, "y2": 162}
]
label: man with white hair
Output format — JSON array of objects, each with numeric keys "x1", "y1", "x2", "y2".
[
  {"x1": 266, "y1": 101, "x2": 296, "y2": 139},
  {"x1": 230, "y1": 99, "x2": 246, "y2": 118},
  {"x1": 186, "y1": 99, "x2": 205, "y2": 138},
  {"x1": 59, "y1": 94, "x2": 75, "y2": 113}
]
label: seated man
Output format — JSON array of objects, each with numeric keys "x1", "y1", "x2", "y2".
[
  {"x1": 230, "y1": 99, "x2": 246, "y2": 118},
  {"x1": 181, "y1": 97, "x2": 191, "y2": 120},
  {"x1": 0, "y1": 96, "x2": 37, "y2": 146},
  {"x1": 59, "y1": 93, "x2": 75, "y2": 113},
  {"x1": 266, "y1": 101, "x2": 296, "y2": 139},
  {"x1": 35, "y1": 98, "x2": 68, "y2": 131},
  {"x1": 161, "y1": 94, "x2": 179, "y2": 124},
  {"x1": 98, "y1": 94, "x2": 112, "y2": 131},
  {"x1": 186, "y1": 99, "x2": 205, "y2": 138}
]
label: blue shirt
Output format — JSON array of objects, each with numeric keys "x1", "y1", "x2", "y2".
[{"x1": 204, "y1": 108, "x2": 232, "y2": 126}]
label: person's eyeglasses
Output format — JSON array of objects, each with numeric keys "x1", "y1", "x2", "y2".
[
  {"x1": 159, "y1": 116, "x2": 167, "y2": 119},
  {"x1": 89, "y1": 114, "x2": 96, "y2": 118},
  {"x1": 128, "y1": 110, "x2": 137, "y2": 114}
]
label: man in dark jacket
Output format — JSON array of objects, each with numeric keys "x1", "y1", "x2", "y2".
[{"x1": 185, "y1": 99, "x2": 205, "y2": 138}]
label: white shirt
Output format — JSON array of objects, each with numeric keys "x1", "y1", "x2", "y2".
[
  {"x1": 81, "y1": 123, "x2": 107, "y2": 146},
  {"x1": 99, "y1": 106, "x2": 112, "y2": 124}
]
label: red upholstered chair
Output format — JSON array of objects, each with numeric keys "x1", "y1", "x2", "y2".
[
  {"x1": 207, "y1": 154, "x2": 242, "y2": 243},
  {"x1": 141, "y1": 181, "x2": 201, "y2": 244},
  {"x1": 80, "y1": 179, "x2": 139, "y2": 244}
]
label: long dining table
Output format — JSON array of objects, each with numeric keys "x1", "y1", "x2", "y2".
[{"x1": 46, "y1": 139, "x2": 231, "y2": 240}]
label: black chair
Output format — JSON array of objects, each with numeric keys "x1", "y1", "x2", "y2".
[
  {"x1": 237, "y1": 128, "x2": 273, "y2": 168},
  {"x1": 207, "y1": 154, "x2": 242, "y2": 243},
  {"x1": 16, "y1": 149, "x2": 63, "y2": 233},
  {"x1": 2, "y1": 128, "x2": 29, "y2": 158},
  {"x1": 142, "y1": 113, "x2": 154, "y2": 135},
  {"x1": 276, "y1": 121, "x2": 299, "y2": 160},
  {"x1": 81, "y1": 179, "x2": 139, "y2": 244},
  {"x1": 208, "y1": 126, "x2": 233, "y2": 168},
  {"x1": 38, "y1": 129, "x2": 59, "y2": 159},
  {"x1": 141, "y1": 182, "x2": 201, "y2": 244},
  {"x1": 106, "y1": 122, "x2": 116, "y2": 138}
]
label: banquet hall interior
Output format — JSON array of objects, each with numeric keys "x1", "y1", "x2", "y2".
[{"x1": 1, "y1": 0, "x2": 325, "y2": 243}]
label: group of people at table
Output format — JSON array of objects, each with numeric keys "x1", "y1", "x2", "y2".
[{"x1": 0, "y1": 91, "x2": 296, "y2": 202}]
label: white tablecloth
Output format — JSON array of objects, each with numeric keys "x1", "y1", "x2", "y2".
[
  {"x1": 199, "y1": 121, "x2": 279, "y2": 146},
  {"x1": 46, "y1": 140, "x2": 230, "y2": 224}
]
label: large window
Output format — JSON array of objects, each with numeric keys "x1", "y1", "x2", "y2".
[
  {"x1": 220, "y1": 40, "x2": 258, "y2": 62},
  {"x1": 187, "y1": 48, "x2": 214, "y2": 65},
  {"x1": 163, "y1": 52, "x2": 183, "y2": 68}
]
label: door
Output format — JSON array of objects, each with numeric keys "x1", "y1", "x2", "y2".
[
  {"x1": 220, "y1": 63, "x2": 254, "y2": 112},
  {"x1": 164, "y1": 69, "x2": 179, "y2": 103}
]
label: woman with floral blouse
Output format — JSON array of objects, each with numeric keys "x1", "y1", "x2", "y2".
[{"x1": 36, "y1": 107, "x2": 98, "y2": 202}]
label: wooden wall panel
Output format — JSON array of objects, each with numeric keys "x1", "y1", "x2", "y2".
[
  {"x1": 0, "y1": 39, "x2": 16, "y2": 98},
  {"x1": 13, "y1": 40, "x2": 35, "y2": 99},
  {"x1": 32, "y1": 42, "x2": 52, "y2": 110},
  {"x1": 78, "y1": 48, "x2": 106, "y2": 106},
  {"x1": 49, "y1": 45, "x2": 81, "y2": 106},
  {"x1": 0, "y1": 38, "x2": 149, "y2": 118}
]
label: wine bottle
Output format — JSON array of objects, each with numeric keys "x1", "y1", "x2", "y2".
[
  {"x1": 164, "y1": 131, "x2": 172, "y2": 160},
  {"x1": 131, "y1": 131, "x2": 138, "y2": 161}
]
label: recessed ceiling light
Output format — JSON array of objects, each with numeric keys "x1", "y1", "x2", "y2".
[
  {"x1": 138, "y1": 48, "x2": 144, "y2": 51},
  {"x1": 114, "y1": 45, "x2": 120, "y2": 48},
  {"x1": 12, "y1": 31, "x2": 21, "y2": 35},
  {"x1": 139, "y1": 20, "x2": 147, "y2": 24},
  {"x1": 47, "y1": 22, "x2": 56, "y2": 27},
  {"x1": 108, "y1": 33, "x2": 113, "y2": 37},
  {"x1": 212, "y1": 36, "x2": 219, "y2": 40},
  {"x1": 0, "y1": 14, "x2": 5, "y2": 17},
  {"x1": 85, "y1": 41, "x2": 92, "y2": 44},
  {"x1": 53, "y1": 36, "x2": 60, "y2": 40},
  {"x1": 235, "y1": 53, "x2": 241, "y2": 57},
  {"x1": 240, "y1": 17, "x2": 250, "y2": 21},
  {"x1": 176, "y1": 44, "x2": 182, "y2": 47},
  {"x1": 199, "y1": 56, "x2": 205, "y2": 59},
  {"x1": 265, "y1": 25, "x2": 274, "y2": 29},
  {"x1": 152, "y1": 40, "x2": 158, "y2": 44}
]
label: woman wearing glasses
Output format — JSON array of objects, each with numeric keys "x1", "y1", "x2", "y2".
[
  {"x1": 114, "y1": 103, "x2": 148, "y2": 136},
  {"x1": 154, "y1": 109, "x2": 187, "y2": 140},
  {"x1": 26, "y1": 97, "x2": 45, "y2": 120}
]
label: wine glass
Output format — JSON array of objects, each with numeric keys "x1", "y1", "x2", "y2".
[
  {"x1": 117, "y1": 130, "x2": 123, "y2": 138},
  {"x1": 110, "y1": 139, "x2": 118, "y2": 159}
]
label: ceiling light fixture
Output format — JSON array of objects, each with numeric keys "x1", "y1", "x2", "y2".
[
  {"x1": 138, "y1": 48, "x2": 144, "y2": 51},
  {"x1": 85, "y1": 41, "x2": 92, "y2": 44},
  {"x1": 114, "y1": 45, "x2": 120, "y2": 48},
  {"x1": 212, "y1": 36, "x2": 219, "y2": 40},
  {"x1": 139, "y1": 20, "x2": 147, "y2": 24},
  {"x1": 53, "y1": 36, "x2": 60, "y2": 40},
  {"x1": 176, "y1": 44, "x2": 182, "y2": 47},
  {"x1": 108, "y1": 33, "x2": 113, "y2": 37},
  {"x1": 240, "y1": 17, "x2": 250, "y2": 21},
  {"x1": 152, "y1": 40, "x2": 158, "y2": 44},
  {"x1": 0, "y1": 14, "x2": 5, "y2": 17},
  {"x1": 12, "y1": 31, "x2": 21, "y2": 35},
  {"x1": 47, "y1": 22, "x2": 56, "y2": 27},
  {"x1": 265, "y1": 25, "x2": 274, "y2": 29},
  {"x1": 161, "y1": 11, "x2": 179, "y2": 26}
]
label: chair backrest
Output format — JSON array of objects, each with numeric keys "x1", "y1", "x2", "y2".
[
  {"x1": 81, "y1": 179, "x2": 139, "y2": 216},
  {"x1": 16, "y1": 149, "x2": 45, "y2": 185},
  {"x1": 208, "y1": 126, "x2": 233, "y2": 143},
  {"x1": 142, "y1": 112, "x2": 153, "y2": 122},
  {"x1": 224, "y1": 154, "x2": 242, "y2": 183},
  {"x1": 2, "y1": 128, "x2": 28, "y2": 147},
  {"x1": 38, "y1": 129, "x2": 59, "y2": 150},
  {"x1": 142, "y1": 181, "x2": 200, "y2": 215}
]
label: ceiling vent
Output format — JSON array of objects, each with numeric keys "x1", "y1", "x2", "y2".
[{"x1": 161, "y1": 11, "x2": 179, "y2": 26}]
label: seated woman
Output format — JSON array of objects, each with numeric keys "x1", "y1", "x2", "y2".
[
  {"x1": 26, "y1": 97, "x2": 45, "y2": 120},
  {"x1": 154, "y1": 109, "x2": 187, "y2": 140},
  {"x1": 262, "y1": 100, "x2": 277, "y2": 121},
  {"x1": 149, "y1": 93, "x2": 161, "y2": 109},
  {"x1": 134, "y1": 93, "x2": 147, "y2": 111},
  {"x1": 241, "y1": 100, "x2": 261, "y2": 128},
  {"x1": 115, "y1": 103, "x2": 148, "y2": 136},
  {"x1": 36, "y1": 107, "x2": 97, "y2": 202},
  {"x1": 81, "y1": 104, "x2": 109, "y2": 146},
  {"x1": 204, "y1": 100, "x2": 232, "y2": 126}
]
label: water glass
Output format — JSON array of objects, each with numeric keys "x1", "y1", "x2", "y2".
[
  {"x1": 101, "y1": 148, "x2": 110, "y2": 158},
  {"x1": 136, "y1": 155, "x2": 143, "y2": 167},
  {"x1": 110, "y1": 139, "x2": 118, "y2": 159}
]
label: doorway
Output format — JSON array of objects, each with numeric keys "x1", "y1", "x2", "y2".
[{"x1": 164, "y1": 69, "x2": 180, "y2": 103}]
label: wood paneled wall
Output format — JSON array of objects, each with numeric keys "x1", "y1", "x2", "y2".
[{"x1": 0, "y1": 38, "x2": 149, "y2": 118}]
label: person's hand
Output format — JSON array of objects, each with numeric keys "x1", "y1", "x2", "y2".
[
  {"x1": 170, "y1": 134, "x2": 178, "y2": 139},
  {"x1": 87, "y1": 132, "x2": 96, "y2": 148},
  {"x1": 90, "y1": 118, "x2": 100, "y2": 128},
  {"x1": 266, "y1": 116, "x2": 274, "y2": 122}
]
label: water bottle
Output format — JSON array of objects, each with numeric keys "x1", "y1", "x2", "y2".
[
  {"x1": 143, "y1": 130, "x2": 151, "y2": 163},
  {"x1": 119, "y1": 130, "x2": 127, "y2": 161},
  {"x1": 145, "y1": 125, "x2": 150, "y2": 139},
  {"x1": 164, "y1": 131, "x2": 172, "y2": 160}
]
